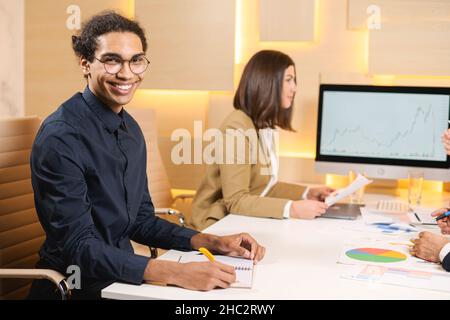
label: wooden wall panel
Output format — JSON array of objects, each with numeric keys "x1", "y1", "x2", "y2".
[
  {"x1": 348, "y1": 0, "x2": 450, "y2": 76},
  {"x1": 135, "y1": 0, "x2": 235, "y2": 91},
  {"x1": 0, "y1": 0, "x2": 24, "y2": 117},
  {"x1": 25, "y1": 0, "x2": 133, "y2": 119},
  {"x1": 206, "y1": 93, "x2": 234, "y2": 129},
  {"x1": 260, "y1": 0, "x2": 315, "y2": 42},
  {"x1": 347, "y1": 0, "x2": 371, "y2": 30},
  {"x1": 369, "y1": 25, "x2": 450, "y2": 76}
]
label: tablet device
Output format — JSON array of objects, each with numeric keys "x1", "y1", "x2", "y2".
[{"x1": 319, "y1": 203, "x2": 363, "y2": 220}]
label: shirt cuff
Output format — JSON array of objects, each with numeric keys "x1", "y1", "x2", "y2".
[
  {"x1": 302, "y1": 187, "x2": 310, "y2": 200},
  {"x1": 173, "y1": 227, "x2": 200, "y2": 251},
  {"x1": 121, "y1": 253, "x2": 150, "y2": 285},
  {"x1": 283, "y1": 200, "x2": 292, "y2": 219},
  {"x1": 439, "y1": 243, "x2": 450, "y2": 262}
]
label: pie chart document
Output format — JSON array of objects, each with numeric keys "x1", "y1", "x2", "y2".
[{"x1": 338, "y1": 240, "x2": 443, "y2": 272}]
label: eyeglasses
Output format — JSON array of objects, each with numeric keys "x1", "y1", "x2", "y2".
[{"x1": 95, "y1": 56, "x2": 150, "y2": 75}]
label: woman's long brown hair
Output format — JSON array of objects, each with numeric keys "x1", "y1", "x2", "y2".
[{"x1": 233, "y1": 50, "x2": 296, "y2": 131}]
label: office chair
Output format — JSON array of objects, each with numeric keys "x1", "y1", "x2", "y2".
[{"x1": 0, "y1": 116, "x2": 70, "y2": 300}]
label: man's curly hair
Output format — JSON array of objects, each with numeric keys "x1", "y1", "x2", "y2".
[{"x1": 72, "y1": 11, "x2": 147, "y2": 62}]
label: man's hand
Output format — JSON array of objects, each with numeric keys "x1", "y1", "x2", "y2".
[
  {"x1": 143, "y1": 259, "x2": 236, "y2": 291},
  {"x1": 174, "y1": 261, "x2": 236, "y2": 291},
  {"x1": 307, "y1": 186, "x2": 335, "y2": 202},
  {"x1": 410, "y1": 231, "x2": 450, "y2": 263},
  {"x1": 431, "y1": 207, "x2": 450, "y2": 235},
  {"x1": 191, "y1": 233, "x2": 266, "y2": 264}
]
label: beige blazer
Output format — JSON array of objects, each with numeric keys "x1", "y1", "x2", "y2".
[{"x1": 189, "y1": 109, "x2": 307, "y2": 230}]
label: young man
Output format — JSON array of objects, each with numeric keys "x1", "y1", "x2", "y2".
[{"x1": 28, "y1": 12, "x2": 265, "y2": 299}]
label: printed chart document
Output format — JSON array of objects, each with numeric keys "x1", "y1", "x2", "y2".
[
  {"x1": 338, "y1": 240, "x2": 443, "y2": 273},
  {"x1": 180, "y1": 254, "x2": 254, "y2": 288},
  {"x1": 325, "y1": 174, "x2": 373, "y2": 206},
  {"x1": 341, "y1": 264, "x2": 450, "y2": 293}
]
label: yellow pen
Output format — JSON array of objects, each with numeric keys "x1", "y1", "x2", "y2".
[{"x1": 199, "y1": 247, "x2": 215, "y2": 263}]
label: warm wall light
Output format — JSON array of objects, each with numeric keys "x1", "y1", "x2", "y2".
[
  {"x1": 325, "y1": 174, "x2": 348, "y2": 189},
  {"x1": 235, "y1": 0, "x2": 244, "y2": 65},
  {"x1": 314, "y1": 0, "x2": 320, "y2": 43},
  {"x1": 363, "y1": 30, "x2": 370, "y2": 74},
  {"x1": 372, "y1": 75, "x2": 396, "y2": 86},
  {"x1": 398, "y1": 179, "x2": 443, "y2": 193},
  {"x1": 172, "y1": 188, "x2": 196, "y2": 197},
  {"x1": 394, "y1": 75, "x2": 450, "y2": 81},
  {"x1": 124, "y1": 0, "x2": 135, "y2": 19},
  {"x1": 279, "y1": 151, "x2": 315, "y2": 159}
]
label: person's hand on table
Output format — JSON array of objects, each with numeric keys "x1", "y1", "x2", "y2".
[
  {"x1": 191, "y1": 232, "x2": 266, "y2": 264},
  {"x1": 290, "y1": 200, "x2": 328, "y2": 219},
  {"x1": 144, "y1": 257, "x2": 237, "y2": 291},
  {"x1": 143, "y1": 232, "x2": 265, "y2": 291},
  {"x1": 410, "y1": 231, "x2": 450, "y2": 263},
  {"x1": 307, "y1": 186, "x2": 335, "y2": 202},
  {"x1": 431, "y1": 207, "x2": 450, "y2": 235}
]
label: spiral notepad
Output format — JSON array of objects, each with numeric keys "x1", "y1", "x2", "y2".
[{"x1": 179, "y1": 254, "x2": 254, "y2": 288}]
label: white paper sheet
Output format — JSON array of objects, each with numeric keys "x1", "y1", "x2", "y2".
[
  {"x1": 341, "y1": 264, "x2": 450, "y2": 293},
  {"x1": 325, "y1": 174, "x2": 373, "y2": 206},
  {"x1": 408, "y1": 206, "x2": 439, "y2": 225}
]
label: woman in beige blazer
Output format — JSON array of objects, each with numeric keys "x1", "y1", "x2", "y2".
[{"x1": 190, "y1": 50, "x2": 333, "y2": 230}]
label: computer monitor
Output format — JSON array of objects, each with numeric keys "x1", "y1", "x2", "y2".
[{"x1": 315, "y1": 84, "x2": 450, "y2": 180}]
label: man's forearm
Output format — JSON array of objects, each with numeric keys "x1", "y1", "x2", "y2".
[
  {"x1": 143, "y1": 259, "x2": 182, "y2": 284},
  {"x1": 190, "y1": 233, "x2": 220, "y2": 251}
]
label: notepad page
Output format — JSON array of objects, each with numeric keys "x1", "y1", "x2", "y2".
[{"x1": 179, "y1": 254, "x2": 254, "y2": 288}]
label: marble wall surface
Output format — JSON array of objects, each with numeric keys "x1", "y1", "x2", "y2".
[{"x1": 0, "y1": 0, "x2": 24, "y2": 117}]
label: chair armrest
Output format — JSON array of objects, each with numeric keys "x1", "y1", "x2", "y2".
[
  {"x1": 0, "y1": 268, "x2": 70, "y2": 300},
  {"x1": 155, "y1": 208, "x2": 186, "y2": 227}
]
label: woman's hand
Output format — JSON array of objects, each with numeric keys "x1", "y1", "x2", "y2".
[
  {"x1": 307, "y1": 186, "x2": 335, "y2": 202},
  {"x1": 290, "y1": 200, "x2": 328, "y2": 219}
]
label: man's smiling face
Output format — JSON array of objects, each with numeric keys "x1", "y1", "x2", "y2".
[{"x1": 82, "y1": 31, "x2": 147, "y2": 113}]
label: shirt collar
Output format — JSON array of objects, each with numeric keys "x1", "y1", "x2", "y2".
[{"x1": 82, "y1": 86, "x2": 123, "y2": 133}]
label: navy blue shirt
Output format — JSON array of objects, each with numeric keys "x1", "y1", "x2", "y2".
[{"x1": 30, "y1": 87, "x2": 198, "y2": 289}]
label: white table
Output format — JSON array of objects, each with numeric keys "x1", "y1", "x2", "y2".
[{"x1": 102, "y1": 192, "x2": 450, "y2": 300}]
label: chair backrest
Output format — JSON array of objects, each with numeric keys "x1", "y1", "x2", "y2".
[
  {"x1": 0, "y1": 116, "x2": 44, "y2": 299},
  {"x1": 126, "y1": 108, "x2": 174, "y2": 208}
]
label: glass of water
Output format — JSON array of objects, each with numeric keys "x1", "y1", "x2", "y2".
[{"x1": 408, "y1": 170, "x2": 424, "y2": 210}]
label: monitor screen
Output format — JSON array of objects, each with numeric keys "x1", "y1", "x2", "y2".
[{"x1": 315, "y1": 84, "x2": 450, "y2": 180}]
